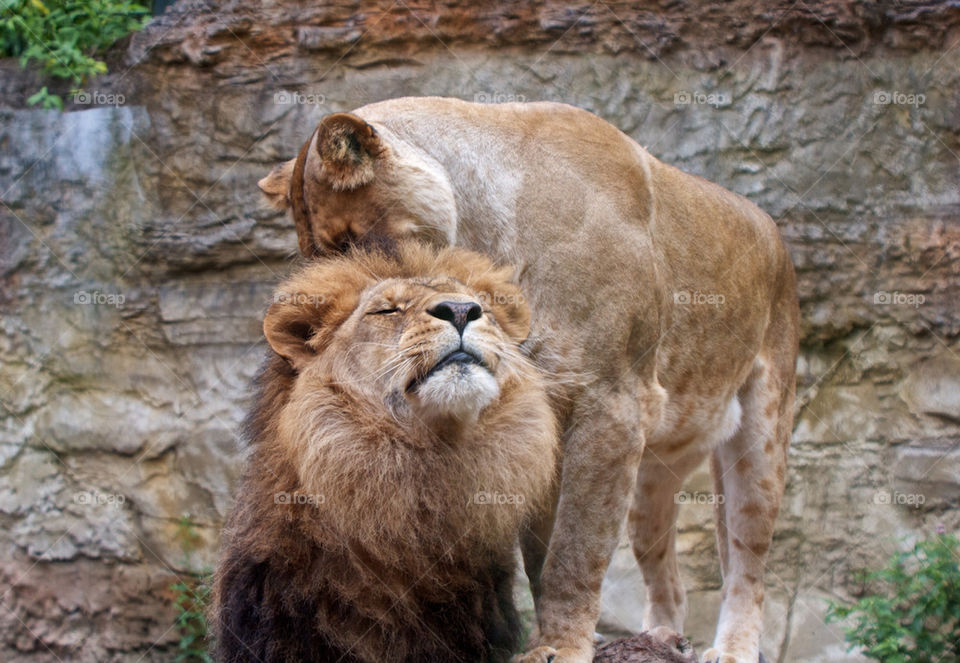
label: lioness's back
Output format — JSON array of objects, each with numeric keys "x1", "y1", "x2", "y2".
[{"x1": 356, "y1": 96, "x2": 791, "y2": 377}]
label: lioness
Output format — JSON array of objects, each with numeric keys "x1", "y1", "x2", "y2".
[
  {"x1": 259, "y1": 97, "x2": 799, "y2": 663},
  {"x1": 212, "y1": 242, "x2": 558, "y2": 663}
]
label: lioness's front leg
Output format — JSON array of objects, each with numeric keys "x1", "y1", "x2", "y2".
[
  {"x1": 516, "y1": 398, "x2": 654, "y2": 663},
  {"x1": 521, "y1": 472, "x2": 560, "y2": 644}
]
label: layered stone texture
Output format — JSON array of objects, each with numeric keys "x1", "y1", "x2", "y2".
[{"x1": 1, "y1": 1, "x2": 958, "y2": 660}]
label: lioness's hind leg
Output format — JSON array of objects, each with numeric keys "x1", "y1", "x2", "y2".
[{"x1": 704, "y1": 356, "x2": 793, "y2": 663}]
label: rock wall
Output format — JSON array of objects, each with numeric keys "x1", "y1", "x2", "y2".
[{"x1": 1, "y1": 1, "x2": 958, "y2": 661}]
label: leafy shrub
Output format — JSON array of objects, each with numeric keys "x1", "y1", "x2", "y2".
[
  {"x1": 171, "y1": 575, "x2": 213, "y2": 663},
  {"x1": 171, "y1": 515, "x2": 213, "y2": 663},
  {"x1": 826, "y1": 533, "x2": 960, "y2": 663},
  {"x1": 0, "y1": 0, "x2": 149, "y2": 109}
]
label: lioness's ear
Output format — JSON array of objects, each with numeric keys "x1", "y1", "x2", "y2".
[
  {"x1": 263, "y1": 299, "x2": 325, "y2": 371},
  {"x1": 258, "y1": 158, "x2": 296, "y2": 210},
  {"x1": 316, "y1": 113, "x2": 383, "y2": 191}
]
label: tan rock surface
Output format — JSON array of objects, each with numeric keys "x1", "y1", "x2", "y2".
[{"x1": 1, "y1": 1, "x2": 958, "y2": 661}]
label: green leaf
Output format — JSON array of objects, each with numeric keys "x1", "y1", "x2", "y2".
[
  {"x1": 3, "y1": 0, "x2": 150, "y2": 109},
  {"x1": 26, "y1": 85, "x2": 62, "y2": 109}
]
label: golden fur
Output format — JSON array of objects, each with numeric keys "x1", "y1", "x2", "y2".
[
  {"x1": 212, "y1": 242, "x2": 558, "y2": 663},
  {"x1": 259, "y1": 97, "x2": 800, "y2": 663}
]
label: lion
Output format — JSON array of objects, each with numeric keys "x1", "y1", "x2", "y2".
[
  {"x1": 258, "y1": 97, "x2": 800, "y2": 663},
  {"x1": 211, "y1": 241, "x2": 558, "y2": 663}
]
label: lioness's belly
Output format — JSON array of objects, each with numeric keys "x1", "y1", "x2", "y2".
[{"x1": 646, "y1": 389, "x2": 745, "y2": 463}]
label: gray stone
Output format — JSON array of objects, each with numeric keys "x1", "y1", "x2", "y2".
[
  {"x1": 901, "y1": 353, "x2": 960, "y2": 423},
  {"x1": 296, "y1": 26, "x2": 363, "y2": 51}
]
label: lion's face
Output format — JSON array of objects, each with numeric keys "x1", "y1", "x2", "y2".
[
  {"x1": 263, "y1": 244, "x2": 532, "y2": 426},
  {"x1": 325, "y1": 277, "x2": 519, "y2": 421}
]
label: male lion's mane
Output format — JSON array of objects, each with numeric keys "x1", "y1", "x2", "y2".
[{"x1": 212, "y1": 244, "x2": 557, "y2": 663}]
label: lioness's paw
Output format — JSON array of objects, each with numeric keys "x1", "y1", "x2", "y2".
[
  {"x1": 512, "y1": 646, "x2": 592, "y2": 663},
  {"x1": 512, "y1": 645, "x2": 556, "y2": 663},
  {"x1": 701, "y1": 649, "x2": 765, "y2": 663},
  {"x1": 701, "y1": 649, "x2": 739, "y2": 663},
  {"x1": 648, "y1": 625, "x2": 689, "y2": 652}
]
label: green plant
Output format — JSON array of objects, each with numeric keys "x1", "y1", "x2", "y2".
[
  {"x1": 170, "y1": 515, "x2": 214, "y2": 663},
  {"x1": 826, "y1": 533, "x2": 960, "y2": 663},
  {"x1": 0, "y1": 0, "x2": 149, "y2": 109}
]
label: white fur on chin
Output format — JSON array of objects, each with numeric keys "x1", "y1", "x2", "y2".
[{"x1": 412, "y1": 364, "x2": 499, "y2": 422}]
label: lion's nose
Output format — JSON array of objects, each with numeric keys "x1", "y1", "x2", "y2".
[{"x1": 427, "y1": 300, "x2": 483, "y2": 336}]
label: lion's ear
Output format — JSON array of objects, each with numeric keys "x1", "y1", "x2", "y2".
[
  {"x1": 316, "y1": 113, "x2": 383, "y2": 191},
  {"x1": 263, "y1": 300, "x2": 325, "y2": 371},
  {"x1": 258, "y1": 158, "x2": 296, "y2": 210}
]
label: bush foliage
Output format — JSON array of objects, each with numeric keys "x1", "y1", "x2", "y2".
[
  {"x1": 171, "y1": 515, "x2": 213, "y2": 663},
  {"x1": 826, "y1": 533, "x2": 960, "y2": 663},
  {"x1": 0, "y1": 0, "x2": 148, "y2": 108}
]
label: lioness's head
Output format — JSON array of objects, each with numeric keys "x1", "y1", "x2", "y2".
[
  {"x1": 259, "y1": 113, "x2": 457, "y2": 257},
  {"x1": 265, "y1": 242, "x2": 531, "y2": 426}
]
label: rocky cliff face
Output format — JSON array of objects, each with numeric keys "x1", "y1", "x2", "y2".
[{"x1": 1, "y1": 1, "x2": 958, "y2": 661}]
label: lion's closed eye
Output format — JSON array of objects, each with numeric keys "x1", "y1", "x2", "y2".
[{"x1": 368, "y1": 307, "x2": 402, "y2": 315}]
